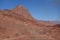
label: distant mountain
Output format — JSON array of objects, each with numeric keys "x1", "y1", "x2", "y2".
[
  {"x1": 51, "y1": 21, "x2": 60, "y2": 24},
  {"x1": 0, "y1": 5, "x2": 60, "y2": 40}
]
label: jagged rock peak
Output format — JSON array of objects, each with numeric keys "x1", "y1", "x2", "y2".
[
  {"x1": 12, "y1": 5, "x2": 27, "y2": 14},
  {"x1": 12, "y1": 5, "x2": 34, "y2": 20},
  {"x1": 13, "y1": 4, "x2": 26, "y2": 11},
  {"x1": 14, "y1": 5, "x2": 25, "y2": 9}
]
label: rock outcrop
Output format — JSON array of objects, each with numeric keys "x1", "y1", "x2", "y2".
[
  {"x1": 12, "y1": 5, "x2": 34, "y2": 20},
  {"x1": 0, "y1": 5, "x2": 60, "y2": 40}
]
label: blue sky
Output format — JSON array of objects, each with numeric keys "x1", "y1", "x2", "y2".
[{"x1": 0, "y1": 0, "x2": 59, "y2": 21}]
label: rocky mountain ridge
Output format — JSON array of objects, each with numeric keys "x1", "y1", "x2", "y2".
[{"x1": 0, "y1": 5, "x2": 60, "y2": 40}]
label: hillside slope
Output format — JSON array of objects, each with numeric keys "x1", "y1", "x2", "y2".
[{"x1": 0, "y1": 5, "x2": 60, "y2": 40}]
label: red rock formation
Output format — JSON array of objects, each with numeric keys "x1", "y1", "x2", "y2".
[
  {"x1": 0, "y1": 5, "x2": 60, "y2": 40},
  {"x1": 12, "y1": 5, "x2": 34, "y2": 20}
]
